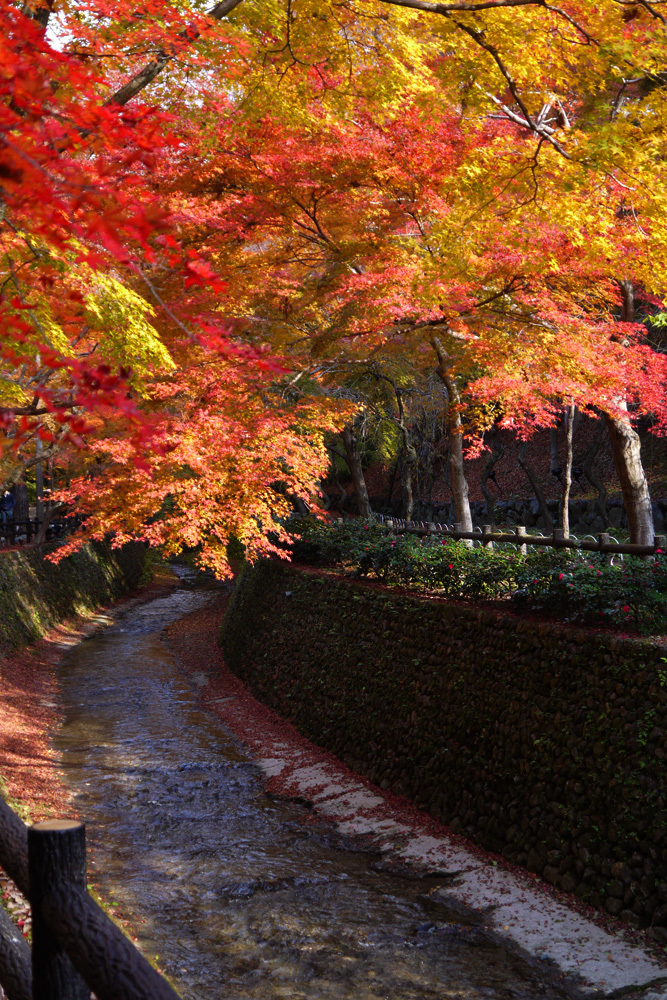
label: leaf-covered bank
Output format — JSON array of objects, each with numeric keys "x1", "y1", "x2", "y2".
[
  {"x1": 0, "y1": 541, "x2": 149, "y2": 655},
  {"x1": 222, "y1": 561, "x2": 667, "y2": 944},
  {"x1": 0, "y1": 562, "x2": 178, "y2": 951}
]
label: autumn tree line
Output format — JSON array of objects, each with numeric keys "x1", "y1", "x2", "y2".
[
  {"x1": 2, "y1": 0, "x2": 667, "y2": 574},
  {"x1": 326, "y1": 371, "x2": 667, "y2": 536}
]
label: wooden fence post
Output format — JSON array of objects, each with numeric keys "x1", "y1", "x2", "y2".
[
  {"x1": 482, "y1": 524, "x2": 494, "y2": 550},
  {"x1": 28, "y1": 820, "x2": 90, "y2": 1000},
  {"x1": 516, "y1": 525, "x2": 527, "y2": 555},
  {"x1": 0, "y1": 902, "x2": 32, "y2": 1000}
]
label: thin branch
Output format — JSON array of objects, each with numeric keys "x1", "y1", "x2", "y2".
[
  {"x1": 375, "y1": 0, "x2": 594, "y2": 43},
  {"x1": 485, "y1": 91, "x2": 571, "y2": 157},
  {"x1": 632, "y1": 0, "x2": 667, "y2": 27},
  {"x1": 451, "y1": 18, "x2": 535, "y2": 129},
  {"x1": 2, "y1": 405, "x2": 51, "y2": 416},
  {"x1": 105, "y1": 0, "x2": 247, "y2": 106}
]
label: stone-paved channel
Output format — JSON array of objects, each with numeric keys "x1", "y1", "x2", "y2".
[{"x1": 54, "y1": 583, "x2": 572, "y2": 1000}]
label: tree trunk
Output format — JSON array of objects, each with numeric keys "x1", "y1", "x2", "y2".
[
  {"x1": 604, "y1": 279, "x2": 653, "y2": 544},
  {"x1": 620, "y1": 279, "x2": 635, "y2": 323},
  {"x1": 431, "y1": 337, "x2": 473, "y2": 535},
  {"x1": 33, "y1": 502, "x2": 64, "y2": 550},
  {"x1": 445, "y1": 378, "x2": 473, "y2": 534},
  {"x1": 35, "y1": 437, "x2": 44, "y2": 525},
  {"x1": 549, "y1": 426, "x2": 561, "y2": 479},
  {"x1": 342, "y1": 425, "x2": 372, "y2": 518},
  {"x1": 11, "y1": 483, "x2": 28, "y2": 523},
  {"x1": 604, "y1": 411, "x2": 653, "y2": 545},
  {"x1": 400, "y1": 459, "x2": 415, "y2": 521},
  {"x1": 561, "y1": 404, "x2": 575, "y2": 537},
  {"x1": 517, "y1": 443, "x2": 552, "y2": 532}
]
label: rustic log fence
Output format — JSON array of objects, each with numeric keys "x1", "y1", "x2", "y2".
[
  {"x1": 377, "y1": 515, "x2": 666, "y2": 558},
  {"x1": 0, "y1": 796, "x2": 180, "y2": 1000}
]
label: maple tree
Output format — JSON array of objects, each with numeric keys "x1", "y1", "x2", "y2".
[
  {"x1": 170, "y1": 90, "x2": 667, "y2": 540},
  {"x1": 55, "y1": 351, "x2": 348, "y2": 576},
  {"x1": 4, "y1": 0, "x2": 667, "y2": 565},
  {"x1": 0, "y1": 0, "x2": 353, "y2": 566},
  {"x1": 0, "y1": 2, "x2": 209, "y2": 463}
]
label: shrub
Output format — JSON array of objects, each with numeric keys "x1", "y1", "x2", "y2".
[{"x1": 287, "y1": 518, "x2": 667, "y2": 635}]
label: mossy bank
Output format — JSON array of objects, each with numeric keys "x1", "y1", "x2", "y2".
[
  {"x1": 221, "y1": 561, "x2": 667, "y2": 941},
  {"x1": 0, "y1": 541, "x2": 149, "y2": 655}
]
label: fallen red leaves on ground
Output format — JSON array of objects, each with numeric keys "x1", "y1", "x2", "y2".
[{"x1": 0, "y1": 570, "x2": 179, "y2": 821}]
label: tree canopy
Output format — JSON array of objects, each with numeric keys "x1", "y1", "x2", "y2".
[{"x1": 3, "y1": 0, "x2": 667, "y2": 564}]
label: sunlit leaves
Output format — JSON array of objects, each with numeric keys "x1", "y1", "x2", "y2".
[
  {"x1": 55, "y1": 355, "x2": 353, "y2": 576},
  {"x1": 82, "y1": 272, "x2": 175, "y2": 388}
]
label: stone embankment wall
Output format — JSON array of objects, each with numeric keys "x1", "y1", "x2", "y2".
[
  {"x1": 221, "y1": 561, "x2": 667, "y2": 941},
  {"x1": 0, "y1": 541, "x2": 148, "y2": 654}
]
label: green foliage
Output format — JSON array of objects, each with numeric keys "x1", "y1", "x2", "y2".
[
  {"x1": 515, "y1": 551, "x2": 667, "y2": 633},
  {"x1": 288, "y1": 519, "x2": 667, "y2": 634},
  {"x1": 83, "y1": 273, "x2": 175, "y2": 389},
  {"x1": 138, "y1": 545, "x2": 166, "y2": 586}
]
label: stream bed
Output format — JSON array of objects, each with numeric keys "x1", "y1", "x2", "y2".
[{"x1": 54, "y1": 583, "x2": 571, "y2": 1000}]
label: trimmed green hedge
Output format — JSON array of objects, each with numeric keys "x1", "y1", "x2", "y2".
[
  {"x1": 222, "y1": 560, "x2": 667, "y2": 943},
  {"x1": 0, "y1": 541, "x2": 149, "y2": 655}
]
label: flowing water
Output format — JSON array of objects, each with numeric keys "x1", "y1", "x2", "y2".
[{"x1": 55, "y1": 583, "x2": 570, "y2": 1000}]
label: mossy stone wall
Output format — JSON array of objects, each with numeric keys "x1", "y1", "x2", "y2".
[
  {"x1": 221, "y1": 561, "x2": 667, "y2": 940},
  {"x1": 0, "y1": 541, "x2": 148, "y2": 654}
]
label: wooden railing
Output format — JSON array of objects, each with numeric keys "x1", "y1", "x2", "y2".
[
  {"x1": 0, "y1": 796, "x2": 180, "y2": 1000},
  {"x1": 0, "y1": 517, "x2": 79, "y2": 548},
  {"x1": 378, "y1": 516, "x2": 666, "y2": 558}
]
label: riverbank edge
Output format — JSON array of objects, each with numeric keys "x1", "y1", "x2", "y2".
[
  {"x1": 221, "y1": 560, "x2": 667, "y2": 939},
  {"x1": 0, "y1": 562, "x2": 180, "y2": 945},
  {"x1": 164, "y1": 593, "x2": 667, "y2": 999},
  {"x1": 0, "y1": 539, "x2": 150, "y2": 657}
]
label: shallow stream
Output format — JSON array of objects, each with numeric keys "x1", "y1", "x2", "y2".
[{"x1": 54, "y1": 582, "x2": 570, "y2": 1000}]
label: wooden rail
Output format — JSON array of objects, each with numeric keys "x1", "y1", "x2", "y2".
[
  {"x1": 0, "y1": 518, "x2": 78, "y2": 547},
  {"x1": 0, "y1": 519, "x2": 41, "y2": 547},
  {"x1": 0, "y1": 796, "x2": 181, "y2": 1000},
  {"x1": 381, "y1": 518, "x2": 666, "y2": 557}
]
